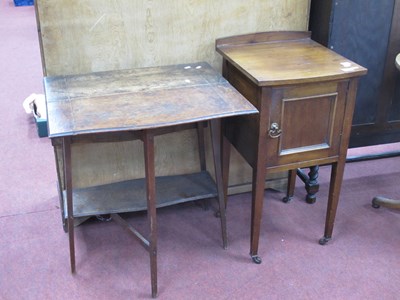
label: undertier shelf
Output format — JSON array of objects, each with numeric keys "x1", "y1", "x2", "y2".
[{"x1": 62, "y1": 171, "x2": 217, "y2": 218}]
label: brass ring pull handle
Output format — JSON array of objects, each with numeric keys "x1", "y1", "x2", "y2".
[{"x1": 268, "y1": 122, "x2": 282, "y2": 138}]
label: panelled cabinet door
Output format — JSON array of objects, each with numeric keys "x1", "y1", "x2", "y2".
[{"x1": 264, "y1": 81, "x2": 349, "y2": 167}]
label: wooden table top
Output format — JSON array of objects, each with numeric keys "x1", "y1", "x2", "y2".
[
  {"x1": 216, "y1": 31, "x2": 367, "y2": 86},
  {"x1": 45, "y1": 62, "x2": 257, "y2": 138}
]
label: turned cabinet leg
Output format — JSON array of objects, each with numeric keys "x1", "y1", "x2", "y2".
[
  {"x1": 297, "y1": 166, "x2": 320, "y2": 204},
  {"x1": 143, "y1": 131, "x2": 158, "y2": 298},
  {"x1": 306, "y1": 166, "x2": 320, "y2": 204},
  {"x1": 319, "y1": 161, "x2": 345, "y2": 245}
]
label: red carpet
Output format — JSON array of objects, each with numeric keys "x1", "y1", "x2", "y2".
[{"x1": 0, "y1": 1, "x2": 399, "y2": 299}]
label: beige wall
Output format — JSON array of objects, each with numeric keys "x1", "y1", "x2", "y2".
[
  {"x1": 36, "y1": 0, "x2": 310, "y2": 192},
  {"x1": 37, "y1": 0, "x2": 310, "y2": 76}
]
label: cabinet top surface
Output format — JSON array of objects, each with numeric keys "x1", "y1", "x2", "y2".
[
  {"x1": 44, "y1": 62, "x2": 257, "y2": 138},
  {"x1": 216, "y1": 32, "x2": 367, "y2": 86}
]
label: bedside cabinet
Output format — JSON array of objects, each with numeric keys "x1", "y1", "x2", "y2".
[{"x1": 216, "y1": 31, "x2": 367, "y2": 263}]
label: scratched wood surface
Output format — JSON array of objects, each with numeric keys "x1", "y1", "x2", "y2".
[
  {"x1": 216, "y1": 32, "x2": 367, "y2": 86},
  {"x1": 45, "y1": 62, "x2": 257, "y2": 137},
  {"x1": 36, "y1": 0, "x2": 310, "y2": 191},
  {"x1": 36, "y1": 0, "x2": 310, "y2": 76}
]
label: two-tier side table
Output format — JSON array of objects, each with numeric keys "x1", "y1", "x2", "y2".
[
  {"x1": 216, "y1": 31, "x2": 367, "y2": 263},
  {"x1": 45, "y1": 62, "x2": 257, "y2": 297}
]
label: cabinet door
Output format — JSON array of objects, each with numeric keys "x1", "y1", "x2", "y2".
[{"x1": 264, "y1": 81, "x2": 349, "y2": 168}]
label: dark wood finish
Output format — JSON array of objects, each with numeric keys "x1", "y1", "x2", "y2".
[
  {"x1": 196, "y1": 122, "x2": 207, "y2": 171},
  {"x1": 62, "y1": 172, "x2": 218, "y2": 217},
  {"x1": 309, "y1": 0, "x2": 400, "y2": 148},
  {"x1": 63, "y1": 136, "x2": 75, "y2": 274},
  {"x1": 297, "y1": 166, "x2": 319, "y2": 204},
  {"x1": 45, "y1": 62, "x2": 257, "y2": 297},
  {"x1": 45, "y1": 63, "x2": 256, "y2": 137},
  {"x1": 283, "y1": 169, "x2": 296, "y2": 203},
  {"x1": 216, "y1": 31, "x2": 367, "y2": 263},
  {"x1": 143, "y1": 130, "x2": 158, "y2": 298},
  {"x1": 210, "y1": 119, "x2": 228, "y2": 249},
  {"x1": 302, "y1": 0, "x2": 400, "y2": 203}
]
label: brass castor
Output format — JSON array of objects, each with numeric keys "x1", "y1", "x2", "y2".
[
  {"x1": 319, "y1": 236, "x2": 331, "y2": 245},
  {"x1": 282, "y1": 196, "x2": 293, "y2": 203},
  {"x1": 251, "y1": 255, "x2": 262, "y2": 264}
]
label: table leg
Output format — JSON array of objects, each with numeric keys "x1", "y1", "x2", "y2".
[
  {"x1": 250, "y1": 165, "x2": 266, "y2": 264},
  {"x1": 196, "y1": 121, "x2": 207, "y2": 171},
  {"x1": 63, "y1": 137, "x2": 75, "y2": 273},
  {"x1": 283, "y1": 169, "x2": 297, "y2": 203},
  {"x1": 196, "y1": 121, "x2": 209, "y2": 210},
  {"x1": 143, "y1": 130, "x2": 158, "y2": 298},
  {"x1": 210, "y1": 119, "x2": 228, "y2": 249},
  {"x1": 221, "y1": 134, "x2": 231, "y2": 209},
  {"x1": 319, "y1": 160, "x2": 345, "y2": 245}
]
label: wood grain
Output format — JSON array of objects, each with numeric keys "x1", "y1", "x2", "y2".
[
  {"x1": 36, "y1": 0, "x2": 311, "y2": 191},
  {"x1": 36, "y1": 0, "x2": 310, "y2": 76}
]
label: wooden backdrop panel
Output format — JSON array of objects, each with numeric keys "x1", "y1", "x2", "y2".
[
  {"x1": 36, "y1": 0, "x2": 310, "y2": 192},
  {"x1": 37, "y1": 0, "x2": 310, "y2": 75}
]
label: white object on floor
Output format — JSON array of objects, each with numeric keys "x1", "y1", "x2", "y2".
[{"x1": 23, "y1": 93, "x2": 46, "y2": 118}]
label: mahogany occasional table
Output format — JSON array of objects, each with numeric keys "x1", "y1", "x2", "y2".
[
  {"x1": 216, "y1": 31, "x2": 367, "y2": 264},
  {"x1": 45, "y1": 62, "x2": 257, "y2": 297}
]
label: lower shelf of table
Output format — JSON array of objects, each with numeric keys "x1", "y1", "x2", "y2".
[{"x1": 62, "y1": 171, "x2": 218, "y2": 218}]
